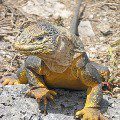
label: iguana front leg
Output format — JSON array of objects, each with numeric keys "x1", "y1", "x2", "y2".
[
  {"x1": 2, "y1": 56, "x2": 57, "y2": 115},
  {"x1": 21, "y1": 56, "x2": 57, "y2": 115},
  {"x1": 2, "y1": 56, "x2": 45, "y2": 86},
  {"x1": 75, "y1": 84, "x2": 106, "y2": 120},
  {"x1": 75, "y1": 53, "x2": 108, "y2": 120},
  {"x1": 1, "y1": 65, "x2": 28, "y2": 85}
]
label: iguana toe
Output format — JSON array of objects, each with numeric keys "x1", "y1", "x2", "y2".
[
  {"x1": 25, "y1": 87, "x2": 57, "y2": 115},
  {"x1": 1, "y1": 77, "x2": 19, "y2": 86},
  {"x1": 75, "y1": 108, "x2": 108, "y2": 120}
]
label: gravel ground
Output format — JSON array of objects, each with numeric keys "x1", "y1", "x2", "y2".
[{"x1": 0, "y1": 84, "x2": 120, "y2": 120}]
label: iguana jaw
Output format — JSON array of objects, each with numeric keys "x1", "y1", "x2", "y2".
[{"x1": 14, "y1": 41, "x2": 55, "y2": 55}]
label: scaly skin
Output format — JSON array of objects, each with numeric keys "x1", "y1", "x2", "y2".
[
  {"x1": 2, "y1": 53, "x2": 108, "y2": 120},
  {"x1": 2, "y1": 1, "x2": 109, "y2": 120}
]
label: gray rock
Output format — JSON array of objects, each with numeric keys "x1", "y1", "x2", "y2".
[
  {"x1": 0, "y1": 84, "x2": 120, "y2": 120},
  {"x1": 21, "y1": 0, "x2": 71, "y2": 19},
  {"x1": 97, "y1": 20, "x2": 112, "y2": 36},
  {"x1": 78, "y1": 21, "x2": 95, "y2": 37}
]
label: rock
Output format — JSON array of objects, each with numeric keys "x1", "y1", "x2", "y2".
[
  {"x1": 21, "y1": 0, "x2": 71, "y2": 19},
  {"x1": 0, "y1": 85, "x2": 40, "y2": 120},
  {"x1": 97, "y1": 19, "x2": 112, "y2": 36},
  {"x1": 101, "y1": 30, "x2": 113, "y2": 36},
  {"x1": 0, "y1": 84, "x2": 120, "y2": 120},
  {"x1": 99, "y1": 37, "x2": 106, "y2": 41},
  {"x1": 78, "y1": 21, "x2": 95, "y2": 37},
  {"x1": 89, "y1": 14, "x2": 94, "y2": 19},
  {"x1": 113, "y1": 87, "x2": 120, "y2": 93}
]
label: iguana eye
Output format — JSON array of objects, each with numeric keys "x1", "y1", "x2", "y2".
[{"x1": 36, "y1": 36, "x2": 44, "y2": 41}]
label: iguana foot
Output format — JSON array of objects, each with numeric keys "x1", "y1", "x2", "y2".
[
  {"x1": 75, "y1": 108, "x2": 108, "y2": 120},
  {"x1": 25, "y1": 86, "x2": 57, "y2": 115},
  {"x1": 1, "y1": 76, "x2": 19, "y2": 85}
]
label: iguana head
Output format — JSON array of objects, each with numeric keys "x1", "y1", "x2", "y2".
[
  {"x1": 14, "y1": 21, "x2": 59, "y2": 56},
  {"x1": 14, "y1": 21, "x2": 84, "y2": 73}
]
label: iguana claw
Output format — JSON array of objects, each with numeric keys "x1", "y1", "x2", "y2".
[
  {"x1": 1, "y1": 76, "x2": 19, "y2": 85},
  {"x1": 25, "y1": 87, "x2": 57, "y2": 115},
  {"x1": 75, "y1": 107, "x2": 108, "y2": 120}
]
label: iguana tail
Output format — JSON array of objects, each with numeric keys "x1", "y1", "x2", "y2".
[{"x1": 70, "y1": 0, "x2": 83, "y2": 36}]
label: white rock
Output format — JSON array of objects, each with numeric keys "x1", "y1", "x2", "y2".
[
  {"x1": 89, "y1": 47, "x2": 97, "y2": 52},
  {"x1": 99, "y1": 37, "x2": 106, "y2": 41},
  {"x1": 113, "y1": 87, "x2": 120, "y2": 93},
  {"x1": 21, "y1": 0, "x2": 71, "y2": 18},
  {"x1": 89, "y1": 14, "x2": 94, "y2": 19},
  {"x1": 78, "y1": 21, "x2": 95, "y2": 37}
]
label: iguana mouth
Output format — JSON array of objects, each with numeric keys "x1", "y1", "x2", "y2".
[
  {"x1": 14, "y1": 43, "x2": 43, "y2": 51},
  {"x1": 14, "y1": 43, "x2": 54, "y2": 55}
]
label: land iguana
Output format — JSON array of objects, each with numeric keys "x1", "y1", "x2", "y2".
[{"x1": 2, "y1": 0, "x2": 109, "y2": 119}]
